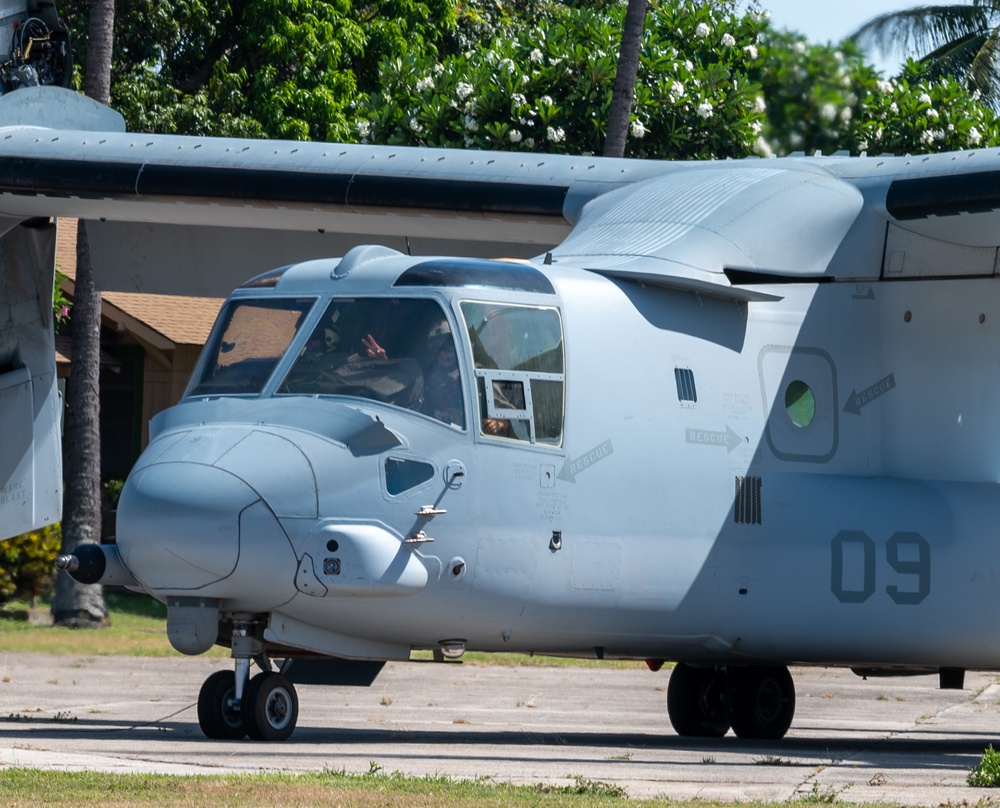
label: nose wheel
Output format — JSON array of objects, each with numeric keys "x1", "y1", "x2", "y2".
[
  {"x1": 196, "y1": 617, "x2": 300, "y2": 741},
  {"x1": 197, "y1": 667, "x2": 300, "y2": 741}
]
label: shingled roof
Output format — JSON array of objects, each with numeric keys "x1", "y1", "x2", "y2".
[{"x1": 56, "y1": 219, "x2": 224, "y2": 348}]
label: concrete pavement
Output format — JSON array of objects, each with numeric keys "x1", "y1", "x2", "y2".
[{"x1": 2, "y1": 652, "x2": 1000, "y2": 803}]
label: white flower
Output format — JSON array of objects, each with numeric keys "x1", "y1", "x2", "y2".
[
  {"x1": 970, "y1": 126, "x2": 982, "y2": 145},
  {"x1": 877, "y1": 80, "x2": 893, "y2": 94},
  {"x1": 858, "y1": 139, "x2": 869, "y2": 151},
  {"x1": 793, "y1": 41, "x2": 806, "y2": 54},
  {"x1": 744, "y1": 44, "x2": 758, "y2": 59},
  {"x1": 540, "y1": 95, "x2": 554, "y2": 106},
  {"x1": 512, "y1": 93, "x2": 526, "y2": 106},
  {"x1": 721, "y1": 33, "x2": 736, "y2": 47},
  {"x1": 926, "y1": 108, "x2": 939, "y2": 119},
  {"x1": 630, "y1": 119, "x2": 646, "y2": 139},
  {"x1": 697, "y1": 101, "x2": 713, "y2": 119},
  {"x1": 820, "y1": 103, "x2": 837, "y2": 122},
  {"x1": 753, "y1": 137, "x2": 774, "y2": 158},
  {"x1": 356, "y1": 120, "x2": 371, "y2": 138},
  {"x1": 839, "y1": 107, "x2": 852, "y2": 123},
  {"x1": 918, "y1": 92, "x2": 932, "y2": 105},
  {"x1": 433, "y1": 63, "x2": 444, "y2": 74},
  {"x1": 530, "y1": 48, "x2": 544, "y2": 64},
  {"x1": 546, "y1": 126, "x2": 565, "y2": 142},
  {"x1": 684, "y1": 59, "x2": 694, "y2": 71},
  {"x1": 754, "y1": 96, "x2": 766, "y2": 114},
  {"x1": 509, "y1": 129, "x2": 523, "y2": 143},
  {"x1": 889, "y1": 102, "x2": 899, "y2": 114},
  {"x1": 750, "y1": 120, "x2": 762, "y2": 135},
  {"x1": 695, "y1": 22, "x2": 710, "y2": 38},
  {"x1": 464, "y1": 114, "x2": 478, "y2": 132},
  {"x1": 499, "y1": 58, "x2": 516, "y2": 74},
  {"x1": 409, "y1": 117, "x2": 423, "y2": 133},
  {"x1": 524, "y1": 137, "x2": 535, "y2": 148},
  {"x1": 456, "y1": 82, "x2": 474, "y2": 100},
  {"x1": 920, "y1": 130, "x2": 934, "y2": 145},
  {"x1": 415, "y1": 76, "x2": 435, "y2": 92}
]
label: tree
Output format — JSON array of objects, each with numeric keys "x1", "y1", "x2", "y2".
[
  {"x1": 753, "y1": 29, "x2": 1000, "y2": 156},
  {"x1": 850, "y1": 1, "x2": 1000, "y2": 107},
  {"x1": 64, "y1": 0, "x2": 466, "y2": 140},
  {"x1": 52, "y1": 0, "x2": 115, "y2": 629},
  {"x1": 359, "y1": 1, "x2": 768, "y2": 159},
  {"x1": 604, "y1": 0, "x2": 648, "y2": 157}
]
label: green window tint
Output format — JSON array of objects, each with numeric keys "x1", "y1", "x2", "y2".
[{"x1": 785, "y1": 380, "x2": 816, "y2": 428}]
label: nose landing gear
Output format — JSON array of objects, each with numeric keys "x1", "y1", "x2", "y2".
[
  {"x1": 666, "y1": 663, "x2": 796, "y2": 740},
  {"x1": 196, "y1": 617, "x2": 300, "y2": 741}
]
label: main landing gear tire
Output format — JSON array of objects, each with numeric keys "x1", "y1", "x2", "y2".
[
  {"x1": 666, "y1": 664, "x2": 796, "y2": 740},
  {"x1": 197, "y1": 670, "x2": 246, "y2": 740},
  {"x1": 244, "y1": 672, "x2": 299, "y2": 741},
  {"x1": 728, "y1": 665, "x2": 795, "y2": 741},
  {"x1": 666, "y1": 663, "x2": 730, "y2": 738}
]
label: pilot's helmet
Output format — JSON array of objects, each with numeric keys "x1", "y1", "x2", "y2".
[{"x1": 427, "y1": 319, "x2": 453, "y2": 356}]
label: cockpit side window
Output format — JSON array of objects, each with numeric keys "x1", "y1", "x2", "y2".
[
  {"x1": 460, "y1": 301, "x2": 564, "y2": 445},
  {"x1": 277, "y1": 298, "x2": 466, "y2": 428},
  {"x1": 188, "y1": 298, "x2": 315, "y2": 396}
]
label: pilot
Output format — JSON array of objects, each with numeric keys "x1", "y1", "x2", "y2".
[{"x1": 417, "y1": 321, "x2": 464, "y2": 427}]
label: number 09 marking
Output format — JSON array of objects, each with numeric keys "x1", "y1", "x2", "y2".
[{"x1": 831, "y1": 530, "x2": 930, "y2": 605}]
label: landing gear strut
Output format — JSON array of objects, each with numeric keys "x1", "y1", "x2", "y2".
[
  {"x1": 666, "y1": 663, "x2": 796, "y2": 740},
  {"x1": 195, "y1": 617, "x2": 300, "y2": 741}
]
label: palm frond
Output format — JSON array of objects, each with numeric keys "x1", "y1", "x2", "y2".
[
  {"x1": 850, "y1": 4, "x2": 994, "y2": 60},
  {"x1": 966, "y1": 23, "x2": 1000, "y2": 106}
]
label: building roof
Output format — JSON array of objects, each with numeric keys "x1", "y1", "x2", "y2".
[{"x1": 57, "y1": 219, "x2": 224, "y2": 347}]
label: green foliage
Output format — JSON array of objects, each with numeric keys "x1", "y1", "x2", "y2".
[
  {"x1": 755, "y1": 30, "x2": 1000, "y2": 156},
  {"x1": 0, "y1": 524, "x2": 61, "y2": 605},
  {"x1": 53, "y1": 270, "x2": 71, "y2": 334},
  {"x1": 969, "y1": 744, "x2": 1000, "y2": 787},
  {"x1": 359, "y1": 0, "x2": 768, "y2": 159},
  {"x1": 62, "y1": 0, "x2": 1000, "y2": 160}
]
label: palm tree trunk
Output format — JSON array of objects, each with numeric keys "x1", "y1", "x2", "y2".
[
  {"x1": 52, "y1": 0, "x2": 115, "y2": 628},
  {"x1": 604, "y1": 0, "x2": 648, "y2": 158}
]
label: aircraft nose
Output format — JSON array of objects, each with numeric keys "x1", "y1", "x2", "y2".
[{"x1": 116, "y1": 462, "x2": 260, "y2": 591}]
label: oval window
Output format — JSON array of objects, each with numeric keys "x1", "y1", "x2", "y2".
[{"x1": 784, "y1": 380, "x2": 815, "y2": 428}]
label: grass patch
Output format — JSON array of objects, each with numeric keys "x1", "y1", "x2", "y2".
[
  {"x1": 0, "y1": 769, "x2": 646, "y2": 807},
  {"x1": 0, "y1": 592, "x2": 224, "y2": 658}
]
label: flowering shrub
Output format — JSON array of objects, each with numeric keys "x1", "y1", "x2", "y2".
[
  {"x1": 358, "y1": 0, "x2": 769, "y2": 159},
  {"x1": 755, "y1": 30, "x2": 999, "y2": 156}
]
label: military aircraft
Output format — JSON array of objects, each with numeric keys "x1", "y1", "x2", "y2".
[{"x1": 5, "y1": 51, "x2": 1000, "y2": 742}]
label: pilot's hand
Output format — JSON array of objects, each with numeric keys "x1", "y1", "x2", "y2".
[
  {"x1": 484, "y1": 418, "x2": 508, "y2": 435},
  {"x1": 362, "y1": 333, "x2": 386, "y2": 359}
]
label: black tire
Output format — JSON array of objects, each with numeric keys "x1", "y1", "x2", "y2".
[
  {"x1": 197, "y1": 670, "x2": 246, "y2": 740},
  {"x1": 729, "y1": 666, "x2": 795, "y2": 740},
  {"x1": 244, "y1": 672, "x2": 298, "y2": 741},
  {"x1": 666, "y1": 663, "x2": 730, "y2": 738}
]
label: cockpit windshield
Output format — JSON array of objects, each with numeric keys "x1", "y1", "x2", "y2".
[
  {"x1": 278, "y1": 298, "x2": 465, "y2": 428},
  {"x1": 189, "y1": 297, "x2": 315, "y2": 396}
]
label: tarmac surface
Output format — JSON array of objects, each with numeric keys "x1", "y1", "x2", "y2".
[{"x1": 2, "y1": 653, "x2": 1000, "y2": 803}]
